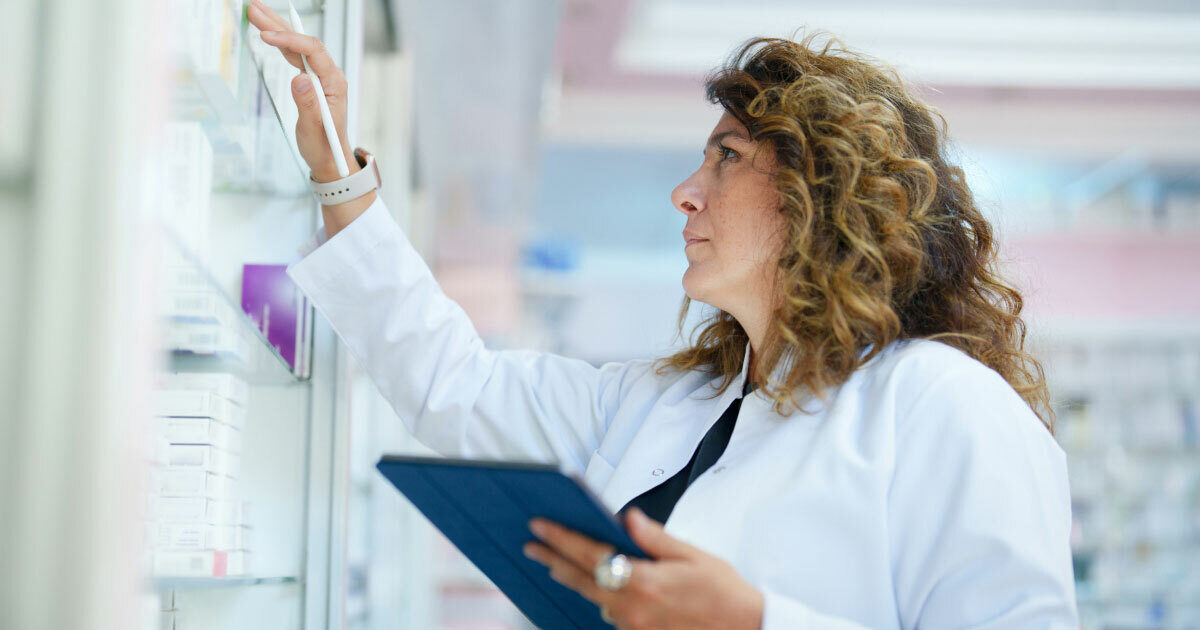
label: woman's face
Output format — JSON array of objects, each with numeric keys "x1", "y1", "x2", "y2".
[{"x1": 672, "y1": 112, "x2": 785, "y2": 317}]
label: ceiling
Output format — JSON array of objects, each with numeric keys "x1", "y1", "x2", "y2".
[{"x1": 545, "y1": 0, "x2": 1200, "y2": 161}]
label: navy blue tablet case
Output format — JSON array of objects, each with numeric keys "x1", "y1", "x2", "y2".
[{"x1": 376, "y1": 455, "x2": 648, "y2": 630}]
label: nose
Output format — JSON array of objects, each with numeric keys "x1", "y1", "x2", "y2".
[{"x1": 671, "y1": 170, "x2": 705, "y2": 216}]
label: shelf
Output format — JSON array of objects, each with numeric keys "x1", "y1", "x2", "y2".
[
  {"x1": 153, "y1": 575, "x2": 301, "y2": 590},
  {"x1": 1073, "y1": 540, "x2": 1200, "y2": 556},
  {"x1": 1062, "y1": 444, "x2": 1200, "y2": 458},
  {"x1": 159, "y1": 226, "x2": 311, "y2": 386},
  {"x1": 1076, "y1": 590, "x2": 1200, "y2": 608},
  {"x1": 168, "y1": 349, "x2": 307, "y2": 387}
]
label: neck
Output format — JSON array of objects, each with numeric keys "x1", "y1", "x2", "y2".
[
  {"x1": 735, "y1": 303, "x2": 770, "y2": 386},
  {"x1": 718, "y1": 278, "x2": 776, "y2": 386}
]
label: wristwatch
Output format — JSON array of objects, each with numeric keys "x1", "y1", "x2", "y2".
[{"x1": 308, "y1": 148, "x2": 381, "y2": 205}]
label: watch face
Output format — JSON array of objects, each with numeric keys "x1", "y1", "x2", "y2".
[{"x1": 353, "y1": 148, "x2": 381, "y2": 189}]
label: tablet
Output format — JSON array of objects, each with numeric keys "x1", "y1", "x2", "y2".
[{"x1": 376, "y1": 455, "x2": 648, "y2": 630}]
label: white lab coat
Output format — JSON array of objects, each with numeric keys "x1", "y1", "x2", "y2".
[{"x1": 287, "y1": 197, "x2": 1080, "y2": 629}]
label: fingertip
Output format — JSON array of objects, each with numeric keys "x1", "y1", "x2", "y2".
[
  {"x1": 292, "y1": 73, "x2": 312, "y2": 94},
  {"x1": 625, "y1": 512, "x2": 645, "y2": 540}
]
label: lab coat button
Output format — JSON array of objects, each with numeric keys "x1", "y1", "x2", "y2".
[{"x1": 651, "y1": 468, "x2": 664, "y2": 476}]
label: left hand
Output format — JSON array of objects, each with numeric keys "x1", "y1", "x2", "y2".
[
  {"x1": 524, "y1": 507, "x2": 764, "y2": 630},
  {"x1": 246, "y1": 0, "x2": 356, "y2": 183}
]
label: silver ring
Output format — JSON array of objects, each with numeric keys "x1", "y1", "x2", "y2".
[{"x1": 593, "y1": 552, "x2": 633, "y2": 591}]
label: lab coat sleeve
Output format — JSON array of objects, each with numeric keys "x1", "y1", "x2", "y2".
[
  {"x1": 887, "y1": 366, "x2": 1080, "y2": 629},
  {"x1": 295, "y1": 223, "x2": 329, "y2": 258},
  {"x1": 286, "y1": 197, "x2": 649, "y2": 474}
]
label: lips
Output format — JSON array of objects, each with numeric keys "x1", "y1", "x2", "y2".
[{"x1": 683, "y1": 230, "x2": 708, "y2": 247}]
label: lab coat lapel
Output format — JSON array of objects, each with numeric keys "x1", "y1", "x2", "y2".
[{"x1": 598, "y1": 349, "x2": 752, "y2": 512}]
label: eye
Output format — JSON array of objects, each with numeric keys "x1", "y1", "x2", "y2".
[{"x1": 717, "y1": 144, "x2": 739, "y2": 162}]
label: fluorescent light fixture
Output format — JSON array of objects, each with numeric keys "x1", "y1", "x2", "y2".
[{"x1": 616, "y1": 1, "x2": 1200, "y2": 89}]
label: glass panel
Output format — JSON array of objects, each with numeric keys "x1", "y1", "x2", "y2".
[{"x1": 243, "y1": 19, "x2": 309, "y2": 196}]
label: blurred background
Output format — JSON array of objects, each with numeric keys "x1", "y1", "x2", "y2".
[{"x1": 1, "y1": 0, "x2": 1198, "y2": 629}]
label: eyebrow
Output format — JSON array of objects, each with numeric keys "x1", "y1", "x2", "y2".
[{"x1": 705, "y1": 130, "x2": 750, "y2": 152}]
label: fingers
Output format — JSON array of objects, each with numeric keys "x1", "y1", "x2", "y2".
[
  {"x1": 625, "y1": 507, "x2": 696, "y2": 559},
  {"x1": 246, "y1": 2, "x2": 303, "y2": 68},
  {"x1": 248, "y1": 0, "x2": 290, "y2": 31},
  {"x1": 524, "y1": 541, "x2": 610, "y2": 603},
  {"x1": 525, "y1": 539, "x2": 657, "y2": 630},
  {"x1": 291, "y1": 73, "x2": 320, "y2": 120},
  {"x1": 246, "y1": 0, "x2": 289, "y2": 33},
  {"x1": 258, "y1": 30, "x2": 347, "y2": 95},
  {"x1": 529, "y1": 518, "x2": 617, "y2": 571}
]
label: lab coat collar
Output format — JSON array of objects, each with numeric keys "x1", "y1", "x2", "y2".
[
  {"x1": 734, "y1": 344, "x2": 751, "y2": 394},
  {"x1": 750, "y1": 343, "x2": 881, "y2": 392},
  {"x1": 741, "y1": 344, "x2": 793, "y2": 396},
  {"x1": 743, "y1": 343, "x2": 880, "y2": 414}
]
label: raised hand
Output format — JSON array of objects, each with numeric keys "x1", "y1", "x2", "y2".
[{"x1": 246, "y1": 0, "x2": 355, "y2": 183}]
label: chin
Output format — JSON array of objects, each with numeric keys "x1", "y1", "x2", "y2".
[{"x1": 681, "y1": 269, "x2": 712, "y2": 305}]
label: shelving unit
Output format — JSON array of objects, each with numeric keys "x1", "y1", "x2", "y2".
[
  {"x1": 144, "y1": 2, "x2": 356, "y2": 628},
  {"x1": 1033, "y1": 324, "x2": 1200, "y2": 629}
]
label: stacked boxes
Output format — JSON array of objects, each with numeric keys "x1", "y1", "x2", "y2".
[
  {"x1": 169, "y1": 0, "x2": 243, "y2": 94},
  {"x1": 161, "y1": 122, "x2": 214, "y2": 262},
  {"x1": 149, "y1": 373, "x2": 251, "y2": 577},
  {"x1": 166, "y1": 0, "x2": 257, "y2": 191},
  {"x1": 161, "y1": 263, "x2": 253, "y2": 364}
]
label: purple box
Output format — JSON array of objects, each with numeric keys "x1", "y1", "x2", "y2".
[{"x1": 241, "y1": 264, "x2": 302, "y2": 372}]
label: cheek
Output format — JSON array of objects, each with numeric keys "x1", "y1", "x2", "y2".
[
  {"x1": 715, "y1": 197, "x2": 783, "y2": 267},
  {"x1": 748, "y1": 184, "x2": 785, "y2": 261},
  {"x1": 759, "y1": 211, "x2": 787, "y2": 262}
]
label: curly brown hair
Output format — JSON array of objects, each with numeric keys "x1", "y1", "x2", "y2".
[{"x1": 656, "y1": 33, "x2": 1054, "y2": 433}]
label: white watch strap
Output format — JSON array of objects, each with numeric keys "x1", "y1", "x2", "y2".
[{"x1": 308, "y1": 152, "x2": 380, "y2": 205}]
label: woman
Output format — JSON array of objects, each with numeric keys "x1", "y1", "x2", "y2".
[{"x1": 250, "y1": 2, "x2": 1078, "y2": 628}]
